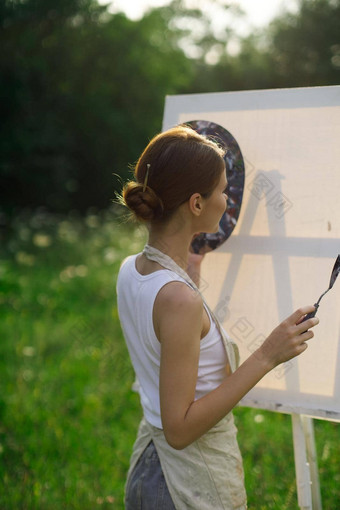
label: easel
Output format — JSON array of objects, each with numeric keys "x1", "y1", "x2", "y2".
[
  {"x1": 162, "y1": 85, "x2": 340, "y2": 509},
  {"x1": 210, "y1": 166, "x2": 332, "y2": 509},
  {"x1": 292, "y1": 414, "x2": 322, "y2": 509}
]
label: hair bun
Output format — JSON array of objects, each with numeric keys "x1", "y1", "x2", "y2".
[{"x1": 123, "y1": 182, "x2": 164, "y2": 221}]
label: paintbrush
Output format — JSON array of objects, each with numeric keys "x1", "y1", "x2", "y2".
[{"x1": 302, "y1": 254, "x2": 340, "y2": 323}]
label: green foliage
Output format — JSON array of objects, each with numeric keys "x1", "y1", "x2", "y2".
[
  {"x1": 189, "y1": 0, "x2": 340, "y2": 92},
  {"x1": 0, "y1": 207, "x2": 146, "y2": 508},
  {"x1": 234, "y1": 407, "x2": 340, "y2": 509},
  {"x1": 268, "y1": 0, "x2": 340, "y2": 87},
  {"x1": 1, "y1": 0, "x2": 339, "y2": 216},
  {"x1": 0, "y1": 0, "x2": 193, "y2": 215},
  {"x1": 0, "y1": 213, "x2": 339, "y2": 508}
]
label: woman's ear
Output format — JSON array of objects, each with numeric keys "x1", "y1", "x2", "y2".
[{"x1": 188, "y1": 193, "x2": 203, "y2": 216}]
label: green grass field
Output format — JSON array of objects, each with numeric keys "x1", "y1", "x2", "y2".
[{"x1": 1, "y1": 207, "x2": 339, "y2": 509}]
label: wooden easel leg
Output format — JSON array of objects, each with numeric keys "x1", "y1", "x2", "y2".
[
  {"x1": 292, "y1": 413, "x2": 312, "y2": 510},
  {"x1": 302, "y1": 416, "x2": 322, "y2": 510}
]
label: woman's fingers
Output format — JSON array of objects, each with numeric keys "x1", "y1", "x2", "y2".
[
  {"x1": 260, "y1": 306, "x2": 320, "y2": 367},
  {"x1": 296, "y1": 316, "x2": 319, "y2": 335},
  {"x1": 295, "y1": 341, "x2": 309, "y2": 355},
  {"x1": 289, "y1": 305, "x2": 316, "y2": 325},
  {"x1": 298, "y1": 327, "x2": 315, "y2": 342}
]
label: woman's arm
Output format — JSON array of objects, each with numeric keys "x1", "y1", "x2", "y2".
[{"x1": 155, "y1": 283, "x2": 319, "y2": 450}]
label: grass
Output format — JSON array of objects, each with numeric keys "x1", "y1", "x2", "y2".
[{"x1": 0, "y1": 206, "x2": 339, "y2": 509}]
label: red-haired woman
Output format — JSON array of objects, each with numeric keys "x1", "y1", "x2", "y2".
[{"x1": 116, "y1": 125, "x2": 318, "y2": 509}]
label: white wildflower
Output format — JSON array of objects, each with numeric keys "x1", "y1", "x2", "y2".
[{"x1": 32, "y1": 233, "x2": 52, "y2": 247}]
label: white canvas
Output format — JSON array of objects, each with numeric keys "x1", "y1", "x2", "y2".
[{"x1": 163, "y1": 86, "x2": 340, "y2": 421}]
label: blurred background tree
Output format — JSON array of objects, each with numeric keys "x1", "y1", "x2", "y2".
[
  {"x1": 0, "y1": 0, "x2": 339, "y2": 217},
  {"x1": 192, "y1": 0, "x2": 340, "y2": 91}
]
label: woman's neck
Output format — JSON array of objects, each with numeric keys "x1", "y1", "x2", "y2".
[{"x1": 147, "y1": 217, "x2": 194, "y2": 271}]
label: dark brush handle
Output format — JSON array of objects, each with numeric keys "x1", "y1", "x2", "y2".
[
  {"x1": 301, "y1": 304, "x2": 319, "y2": 333},
  {"x1": 301, "y1": 307, "x2": 318, "y2": 322}
]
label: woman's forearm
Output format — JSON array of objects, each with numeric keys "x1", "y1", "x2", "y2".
[
  {"x1": 163, "y1": 307, "x2": 319, "y2": 450},
  {"x1": 164, "y1": 349, "x2": 271, "y2": 450}
]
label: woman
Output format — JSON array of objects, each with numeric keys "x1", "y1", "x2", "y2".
[{"x1": 116, "y1": 125, "x2": 318, "y2": 509}]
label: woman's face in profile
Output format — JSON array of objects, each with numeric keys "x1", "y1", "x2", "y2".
[{"x1": 199, "y1": 171, "x2": 228, "y2": 234}]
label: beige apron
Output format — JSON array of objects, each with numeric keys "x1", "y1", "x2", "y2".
[{"x1": 125, "y1": 245, "x2": 247, "y2": 509}]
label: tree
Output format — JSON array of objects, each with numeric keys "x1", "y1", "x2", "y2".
[
  {"x1": 203, "y1": 0, "x2": 340, "y2": 92},
  {"x1": 267, "y1": 0, "x2": 340, "y2": 87},
  {"x1": 0, "y1": 0, "x2": 194, "y2": 214},
  {"x1": 1, "y1": 0, "x2": 339, "y2": 215}
]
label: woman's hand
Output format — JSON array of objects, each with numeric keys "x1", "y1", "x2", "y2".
[
  {"x1": 187, "y1": 251, "x2": 204, "y2": 268},
  {"x1": 187, "y1": 252, "x2": 204, "y2": 287},
  {"x1": 257, "y1": 305, "x2": 319, "y2": 370}
]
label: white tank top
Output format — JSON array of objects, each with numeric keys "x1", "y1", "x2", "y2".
[{"x1": 116, "y1": 254, "x2": 227, "y2": 429}]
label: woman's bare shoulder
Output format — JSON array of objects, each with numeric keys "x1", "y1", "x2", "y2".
[{"x1": 155, "y1": 280, "x2": 203, "y2": 312}]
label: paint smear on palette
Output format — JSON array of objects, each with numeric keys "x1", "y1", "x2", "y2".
[{"x1": 187, "y1": 120, "x2": 245, "y2": 254}]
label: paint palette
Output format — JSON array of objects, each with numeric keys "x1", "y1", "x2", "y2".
[{"x1": 187, "y1": 120, "x2": 245, "y2": 254}]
